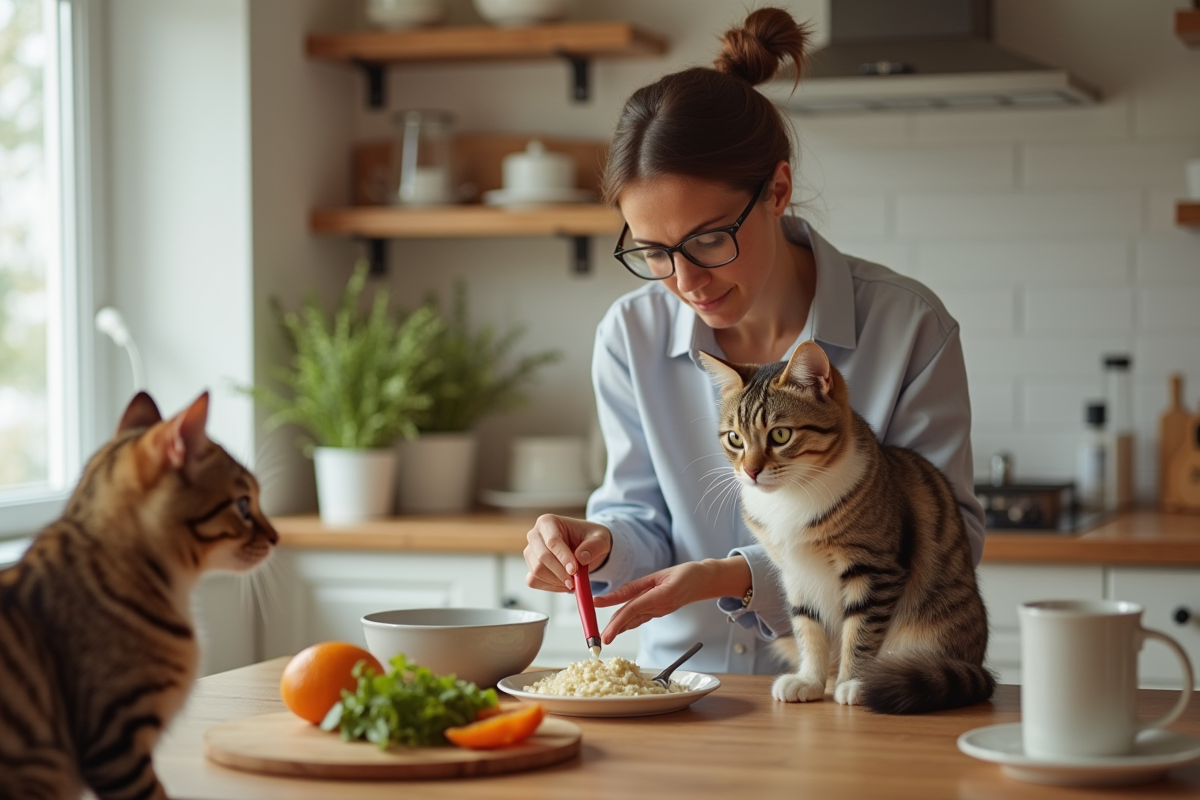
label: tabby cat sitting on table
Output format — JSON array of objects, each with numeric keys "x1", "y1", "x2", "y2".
[
  {"x1": 0, "y1": 391, "x2": 278, "y2": 800},
  {"x1": 699, "y1": 341, "x2": 995, "y2": 714}
]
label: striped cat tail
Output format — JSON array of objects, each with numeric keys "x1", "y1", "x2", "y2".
[{"x1": 860, "y1": 654, "x2": 996, "y2": 715}]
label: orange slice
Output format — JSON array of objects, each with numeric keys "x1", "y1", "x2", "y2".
[{"x1": 444, "y1": 702, "x2": 545, "y2": 750}]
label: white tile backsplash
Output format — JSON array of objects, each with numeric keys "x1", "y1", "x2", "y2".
[
  {"x1": 897, "y1": 191, "x2": 1143, "y2": 238},
  {"x1": 1025, "y1": 287, "x2": 1135, "y2": 334},
  {"x1": 1138, "y1": 288, "x2": 1200, "y2": 332},
  {"x1": 919, "y1": 240, "x2": 1131, "y2": 286}
]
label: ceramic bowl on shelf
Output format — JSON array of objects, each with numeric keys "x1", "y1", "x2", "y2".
[
  {"x1": 365, "y1": 0, "x2": 448, "y2": 30},
  {"x1": 362, "y1": 607, "x2": 548, "y2": 688},
  {"x1": 473, "y1": 0, "x2": 573, "y2": 27}
]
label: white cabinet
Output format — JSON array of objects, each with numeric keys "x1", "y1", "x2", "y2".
[
  {"x1": 500, "y1": 555, "x2": 640, "y2": 668},
  {"x1": 1107, "y1": 567, "x2": 1200, "y2": 690},
  {"x1": 192, "y1": 572, "x2": 258, "y2": 678},
  {"x1": 976, "y1": 563, "x2": 1106, "y2": 685},
  {"x1": 260, "y1": 549, "x2": 500, "y2": 660}
]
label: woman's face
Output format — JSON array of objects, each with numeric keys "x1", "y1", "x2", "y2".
[{"x1": 617, "y1": 174, "x2": 782, "y2": 330}]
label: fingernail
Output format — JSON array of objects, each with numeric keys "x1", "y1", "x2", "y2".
[{"x1": 579, "y1": 550, "x2": 591, "y2": 563}]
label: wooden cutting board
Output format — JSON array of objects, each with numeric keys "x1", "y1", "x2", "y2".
[{"x1": 203, "y1": 711, "x2": 581, "y2": 780}]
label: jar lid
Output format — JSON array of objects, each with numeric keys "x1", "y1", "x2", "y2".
[{"x1": 1102, "y1": 354, "x2": 1131, "y2": 369}]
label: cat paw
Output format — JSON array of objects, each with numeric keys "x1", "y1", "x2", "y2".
[
  {"x1": 834, "y1": 679, "x2": 865, "y2": 706},
  {"x1": 772, "y1": 674, "x2": 825, "y2": 703}
]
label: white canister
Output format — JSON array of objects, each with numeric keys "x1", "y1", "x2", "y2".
[
  {"x1": 502, "y1": 140, "x2": 575, "y2": 194},
  {"x1": 509, "y1": 435, "x2": 589, "y2": 494}
]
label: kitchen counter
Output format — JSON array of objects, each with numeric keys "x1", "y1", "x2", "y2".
[
  {"x1": 156, "y1": 657, "x2": 1200, "y2": 799},
  {"x1": 273, "y1": 510, "x2": 1200, "y2": 566}
]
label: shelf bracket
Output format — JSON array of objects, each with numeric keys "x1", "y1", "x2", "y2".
[
  {"x1": 557, "y1": 51, "x2": 591, "y2": 102},
  {"x1": 569, "y1": 235, "x2": 590, "y2": 275},
  {"x1": 354, "y1": 60, "x2": 386, "y2": 109},
  {"x1": 365, "y1": 238, "x2": 388, "y2": 276}
]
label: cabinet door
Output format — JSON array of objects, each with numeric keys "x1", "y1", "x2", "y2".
[
  {"x1": 1107, "y1": 567, "x2": 1200, "y2": 689},
  {"x1": 261, "y1": 549, "x2": 500, "y2": 659},
  {"x1": 500, "y1": 555, "x2": 639, "y2": 667},
  {"x1": 976, "y1": 563, "x2": 1105, "y2": 685},
  {"x1": 192, "y1": 572, "x2": 257, "y2": 677}
]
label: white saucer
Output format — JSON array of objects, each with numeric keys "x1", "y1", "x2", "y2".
[
  {"x1": 480, "y1": 488, "x2": 593, "y2": 511},
  {"x1": 482, "y1": 187, "x2": 596, "y2": 208},
  {"x1": 957, "y1": 723, "x2": 1200, "y2": 787}
]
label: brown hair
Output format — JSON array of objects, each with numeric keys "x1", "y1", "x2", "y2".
[{"x1": 601, "y1": 7, "x2": 811, "y2": 206}]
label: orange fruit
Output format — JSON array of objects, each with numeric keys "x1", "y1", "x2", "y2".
[
  {"x1": 279, "y1": 642, "x2": 384, "y2": 725},
  {"x1": 444, "y1": 702, "x2": 545, "y2": 750}
]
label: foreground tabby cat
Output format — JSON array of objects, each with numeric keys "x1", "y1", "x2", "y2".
[
  {"x1": 699, "y1": 341, "x2": 994, "y2": 714},
  {"x1": 0, "y1": 391, "x2": 277, "y2": 799}
]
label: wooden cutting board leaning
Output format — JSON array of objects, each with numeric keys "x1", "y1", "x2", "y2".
[
  {"x1": 203, "y1": 711, "x2": 581, "y2": 780},
  {"x1": 1160, "y1": 374, "x2": 1192, "y2": 511}
]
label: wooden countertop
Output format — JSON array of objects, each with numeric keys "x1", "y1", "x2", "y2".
[
  {"x1": 274, "y1": 510, "x2": 1200, "y2": 566},
  {"x1": 156, "y1": 657, "x2": 1200, "y2": 799}
]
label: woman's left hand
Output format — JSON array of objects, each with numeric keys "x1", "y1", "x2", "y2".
[{"x1": 593, "y1": 556, "x2": 751, "y2": 643}]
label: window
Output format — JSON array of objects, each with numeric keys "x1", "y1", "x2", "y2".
[{"x1": 0, "y1": 0, "x2": 95, "y2": 537}]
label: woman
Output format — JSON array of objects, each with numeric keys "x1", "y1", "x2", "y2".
[{"x1": 523, "y1": 7, "x2": 985, "y2": 676}]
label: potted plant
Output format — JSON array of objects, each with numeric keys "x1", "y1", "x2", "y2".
[
  {"x1": 397, "y1": 282, "x2": 561, "y2": 513},
  {"x1": 246, "y1": 261, "x2": 443, "y2": 525}
]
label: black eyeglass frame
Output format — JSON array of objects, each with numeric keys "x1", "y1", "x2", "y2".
[{"x1": 612, "y1": 180, "x2": 769, "y2": 280}]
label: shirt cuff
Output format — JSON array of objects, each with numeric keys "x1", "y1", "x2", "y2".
[{"x1": 716, "y1": 546, "x2": 789, "y2": 641}]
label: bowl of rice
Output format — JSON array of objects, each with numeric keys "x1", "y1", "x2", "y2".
[{"x1": 498, "y1": 655, "x2": 720, "y2": 717}]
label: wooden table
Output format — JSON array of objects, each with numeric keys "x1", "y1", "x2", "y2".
[{"x1": 155, "y1": 658, "x2": 1200, "y2": 799}]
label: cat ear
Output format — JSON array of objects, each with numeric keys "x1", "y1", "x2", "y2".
[
  {"x1": 697, "y1": 351, "x2": 745, "y2": 397},
  {"x1": 117, "y1": 391, "x2": 163, "y2": 434},
  {"x1": 779, "y1": 341, "x2": 832, "y2": 396},
  {"x1": 163, "y1": 392, "x2": 211, "y2": 470}
]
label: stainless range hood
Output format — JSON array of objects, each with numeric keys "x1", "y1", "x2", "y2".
[{"x1": 762, "y1": 0, "x2": 1099, "y2": 115}]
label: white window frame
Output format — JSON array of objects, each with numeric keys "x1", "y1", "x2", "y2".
[{"x1": 0, "y1": 0, "x2": 104, "y2": 539}]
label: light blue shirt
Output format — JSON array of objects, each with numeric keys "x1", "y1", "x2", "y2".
[{"x1": 585, "y1": 217, "x2": 985, "y2": 675}]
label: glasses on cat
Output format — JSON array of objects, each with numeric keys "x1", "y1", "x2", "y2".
[{"x1": 612, "y1": 181, "x2": 768, "y2": 280}]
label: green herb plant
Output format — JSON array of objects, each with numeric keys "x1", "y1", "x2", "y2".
[
  {"x1": 414, "y1": 282, "x2": 561, "y2": 433},
  {"x1": 321, "y1": 654, "x2": 498, "y2": 749},
  {"x1": 245, "y1": 261, "x2": 444, "y2": 449}
]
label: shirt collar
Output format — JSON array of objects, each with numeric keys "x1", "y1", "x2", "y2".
[{"x1": 667, "y1": 216, "x2": 859, "y2": 360}]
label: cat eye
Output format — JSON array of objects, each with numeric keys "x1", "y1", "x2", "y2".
[
  {"x1": 726, "y1": 431, "x2": 744, "y2": 448},
  {"x1": 770, "y1": 428, "x2": 792, "y2": 445},
  {"x1": 235, "y1": 496, "x2": 251, "y2": 519}
]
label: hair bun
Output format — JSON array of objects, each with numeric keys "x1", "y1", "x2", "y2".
[{"x1": 714, "y1": 7, "x2": 811, "y2": 87}]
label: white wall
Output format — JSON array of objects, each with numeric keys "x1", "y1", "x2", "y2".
[
  {"x1": 350, "y1": 0, "x2": 1200, "y2": 501},
  {"x1": 106, "y1": 0, "x2": 254, "y2": 459}
]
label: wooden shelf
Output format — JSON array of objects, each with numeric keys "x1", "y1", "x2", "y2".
[
  {"x1": 1177, "y1": 9, "x2": 1200, "y2": 46},
  {"x1": 1177, "y1": 201, "x2": 1200, "y2": 226},
  {"x1": 310, "y1": 204, "x2": 622, "y2": 239},
  {"x1": 273, "y1": 512, "x2": 532, "y2": 553},
  {"x1": 307, "y1": 21, "x2": 667, "y2": 63}
]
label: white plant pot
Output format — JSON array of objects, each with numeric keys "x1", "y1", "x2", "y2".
[
  {"x1": 313, "y1": 447, "x2": 397, "y2": 525},
  {"x1": 397, "y1": 432, "x2": 478, "y2": 514}
]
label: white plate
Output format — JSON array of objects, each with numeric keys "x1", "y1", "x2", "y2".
[
  {"x1": 480, "y1": 488, "x2": 592, "y2": 511},
  {"x1": 957, "y1": 723, "x2": 1200, "y2": 787},
  {"x1": 482, "y1": 187, "x2": 596, "y2": 207},
  {"x1": 497, "y1": 669, "x2": 721, "y2": 718}
]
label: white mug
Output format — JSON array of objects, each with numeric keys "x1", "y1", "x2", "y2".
[
  {"x1": 1018, "y1": 599, "x2": 1193, "y2": 760},
  {"x1": 509, "y1": 435, "x2": 589, "y2": 494}
]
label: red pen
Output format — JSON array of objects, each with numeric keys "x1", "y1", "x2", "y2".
[{"x1": 573, "y1": 561, "x2": 602, "y2": 657}]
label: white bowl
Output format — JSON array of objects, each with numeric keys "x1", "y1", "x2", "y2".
[
  {"x1": 472, "y1": 0, "x2": 572, "y2": 27},
  {"x1": 362, "y1": 607, "x2": 548, "y2": 688},
  {"x1": 365, "y1": 0, "x2": 448, "y2": 30}
]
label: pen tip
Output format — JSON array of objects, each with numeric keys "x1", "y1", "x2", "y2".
[{"x1": 591, "y1": 645, "x2": 602, "y2": 658}]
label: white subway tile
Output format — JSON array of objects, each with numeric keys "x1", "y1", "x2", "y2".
[
  {"x1": 937, "y1": 288, "x2": 1016, "y2": 333},
  {"x1": 1023, "y1": 380, "x2": 1106, "y2": 429},
  {"x1": 1026, "y1": 287, "x2": 1134, "y2": 333},
  {"x1": 971, "y1": 433, "x2": 1077, "y2": 484},
  {"x1": 969, "y1": 378, "x2": 1017, "y2": 431},
  {"x1": 808, "y1": 193, "x2": 889, "y2": 239},
  {"x1": 805, "y1": 144, "x2": 1015, "y2": 190},
  {"x1": 897, "y1": 191, "x2": 1142, "y2": 238},
  {"x1": 1023, "y1": 142, "x2": 1199, "y2": 189},
  {"x1": 960, "y1": 334, "x2": 1134, "y2": 378},
  {"x1": 1138, "y1": 288, "x2": 1200, "y2": 332},
  {"x1": 919, "y1": 240, "x2": 1130, "y2": 286},
  {"x1": 1136, "y1": 237, "x2": 1200, "y2": 286},
  {"x1": 792, "y1": 113, "x2": 911, "y2": 147},
  {"x1": 1134, "y1": 337, "x2": 1200, "y2": 380},
  {"x1": 913, "y1": 101, "x2": 1131, "y2": 145}
]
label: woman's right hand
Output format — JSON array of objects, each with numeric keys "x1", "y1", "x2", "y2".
[{"x1": 524, "y1": 514, "x2": 612, "y2": 593}]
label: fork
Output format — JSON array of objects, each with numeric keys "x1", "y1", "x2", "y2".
[{"x1": 651, "y1": 642, "x2": 703, "y2": 687}]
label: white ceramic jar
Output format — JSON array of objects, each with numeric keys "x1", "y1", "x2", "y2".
[
  {"x1": 502, "y1": 140, "x2": 575, "y2": 195},
  {"x1": 473, "y1": 0, "x2": 573, "y2": 27},
  {"x1": 365, "y1": 0, "x2": 448, "y2": 29}
]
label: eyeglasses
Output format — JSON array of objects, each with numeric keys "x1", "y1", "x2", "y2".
[{"x1": 612, "y1": 181, "x2": 768, "y2": 280}]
